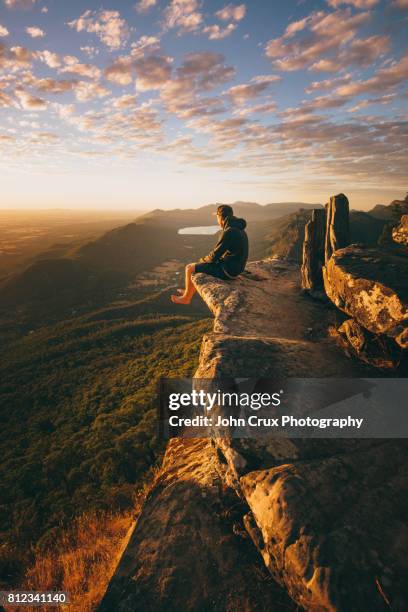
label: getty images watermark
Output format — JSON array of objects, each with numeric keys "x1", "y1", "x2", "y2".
[{"x1": 158, "y1": 378, "x2": 408, "y2": 439}]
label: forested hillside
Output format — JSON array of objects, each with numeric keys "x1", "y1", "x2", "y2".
[{"x1": 0, "y1": 289, "x2": 210, "y2": 586}]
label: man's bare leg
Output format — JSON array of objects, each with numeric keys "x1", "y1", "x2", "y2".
[{"x1": 171, "y1": 263, "x2": 196, "y2": 304}]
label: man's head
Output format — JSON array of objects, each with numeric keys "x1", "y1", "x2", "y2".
[{"x1": 216, "y1": 204, "x2": 233, "y2": 227}]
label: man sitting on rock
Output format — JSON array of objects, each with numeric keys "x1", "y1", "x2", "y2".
[{"x1": 171, "y1": 204, "x2": 248, "y2": 305}]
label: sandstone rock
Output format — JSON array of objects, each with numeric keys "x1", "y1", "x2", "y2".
[
  {"x1": 240, "y1": 440, "x2": 408, "y2": 611},
  {"x1": 99, "y1": 439, "x2": 294, "y2": 611},
  {"x1": 325, "y1": 193, "x2": 350, "y2": 263},
  {"x1": 392, "y1": 215, "x2": 408, "y2": 246},
  {"x1": 337, "y1": 318, "x2": 402, "y2": 369},
  {"x1": 102, "y1": 257, "x2": 408, "y2": 612},
  {"x1": 323, "y1": 244, "x2": 408, "y2": 348},
  {"x1": 301, "y1": 208, "x2": 326, "y2": 292}
]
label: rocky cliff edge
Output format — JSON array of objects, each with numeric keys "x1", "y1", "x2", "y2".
[{"x1": 100, "y1": 259, "x2": 408, "y2": 612}]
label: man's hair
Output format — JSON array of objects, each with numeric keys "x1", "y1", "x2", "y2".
[{"x1": 216, "y1": 204, "x2": 233, "y2": 219}]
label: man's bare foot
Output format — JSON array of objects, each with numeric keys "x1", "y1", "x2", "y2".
[{"x1": 171, "y1": 293, "x2": 192, "y2": 304}]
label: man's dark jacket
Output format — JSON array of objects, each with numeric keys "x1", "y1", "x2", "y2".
[{"x1": 201, "y1": 215, "x2": 248, "y2": 277}]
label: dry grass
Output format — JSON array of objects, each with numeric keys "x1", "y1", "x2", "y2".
[
  {"x1": 13, "y1": 473, "x2": 159, "y2": 612},
  {"x1": 14, "y1": 512, "x2": 133, "y2": 612}
]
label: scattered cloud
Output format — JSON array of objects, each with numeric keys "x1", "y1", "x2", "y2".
[
  {"x1": 36, "y1": 49, "x2": 61, "y2": 68},
  {"x1": 216, "y1": 4, "x2": 246, "y2": 21},
  {"x1": 26, "y1": 26, "x2": 45, "y2": 38},
  {"x1": 203, "y1": 23, "x2": 236, "y2": 40},
  {"x1": 336, "y1": 53, "x2": 408, "y2": 95},
  {"x1": 15, "y1": 87, "x2": 47, "y2": 109},
  {"x1": 0, "y1": 24, "x2": 9, "y2": 37},
  {"x1": 104, "y1": 57, "x2": 134, "y2": 85},
  {"x1": 265, "y1": 9, "x2": 370, "y2": 71},
  {"x1": 4, "y1": 0, "x2": 37, "y2": 8},
  {"x1": 80, "y1": 46, "x2": 99, "y2": 58},
  {"x1": 135, "y1": 54, "x2": 173, "y2": 90},
  {"x1": 392, "y1": 0, "x2": 408, "y2": 7},
  {"x1": 310, "y1": 35, "x2": 390, "y2": 72},
  {"x1": 326, "y1": 0, "x2": 379, "y2": 7},
  {"x1": 111, "y1": 94, "x2": 138, "y2": 109},
  {"x1": 305, "y1": 74, "x2": 352, "y2": 92},
  {"x1": 104, "y1": 37, "x2": 160, "y2": 85},
  {"x1": 135, "y1": 0, "x2": 157, "y2": 13},
  {"x1": 68, "y1": 10, "x2": 129, "y2": 50},
  {"x1": 163, "y1": 0, "x2": 203, "y2": 33},
  {"x1": 228, "y1": 75, "x2": 281, "y2": 104},
  {"x1": 74, "y1": 81, "x2": 110, "y2": 102},
  {"x1": 30, "y1": 76, "x2": 77, "y2": 94},
  {"x1": 0, "y1": 90, "x2": 16, "y2": 106},
  {"x1": 0, "y1": 44, "x2": 33, "y2": 71},
  {"x1": 160, "y1": 52, "x2": 234, "y2": 119},
  {"x1": 61, "y1": 55, "x2": 101, "y2": 80},
  {"x1": 347, "y1": 93, "x2": 396, "y2": 112}
]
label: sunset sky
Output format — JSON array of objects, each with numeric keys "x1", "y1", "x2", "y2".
[{"x1": 0, "y1": 0, "x2": 407, "y2": 210}]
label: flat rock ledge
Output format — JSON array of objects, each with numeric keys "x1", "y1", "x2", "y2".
[{"x1": 100, "y1": 259, "x2": 408, "y2": 612}]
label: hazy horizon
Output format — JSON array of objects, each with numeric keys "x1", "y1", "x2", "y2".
[{"x1": 0, "y1": 189, "x2": 406, "y2": 213}]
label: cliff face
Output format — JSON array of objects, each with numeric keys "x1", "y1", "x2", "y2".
[{"x1": 100, "y1": 258, "x2": 408, "y2": 611}]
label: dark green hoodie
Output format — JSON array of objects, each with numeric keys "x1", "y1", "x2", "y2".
[{"x1": 200, "y1": 216, "x2": 248, "y2": 277}]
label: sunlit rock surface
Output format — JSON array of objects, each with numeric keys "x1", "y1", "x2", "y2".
[
  {"x1": 100, "y1": 259, "x2": 408, "y2": 612},
  {"x1": 323, "y1": 245, "x2": 408, "y2": 348},
  {"x1": 392, "y1": 215, "x2": 408, "y2": 247}
]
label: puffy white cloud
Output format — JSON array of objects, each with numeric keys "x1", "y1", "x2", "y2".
[
  {"x1": 163, "y1": 0, "x2": 203, "y2": 33},
  {"x1": 68, "y1": 10, "x2": 129, "y2": 50},
  {"x1": 203, "y1": 23, "x2": 236, "y2": 40},
  {"x1": 0, "y1": 24, "x2": 9, "y2": 37},
  {"x1": 26, "y1": 26, "x2": 45, "y2": 38},
  {"x1": 216, "y1": 4, "x2": 246, "y2": 21},
  {"x1": 36, "y1": 49, "x2": 61, "y2": 68},
  {"x1": 15, "y1": 87, "x2": 47, "y2": 109},
  {"x1": 61, "y1": 55, "x2": 101, "y2": 80},
  {"x1": 135, "y1": 0, "x2": 157, "y2": 13},
  {"x1": 74, "y1": 81, "x2": 110, "y2": 102}
]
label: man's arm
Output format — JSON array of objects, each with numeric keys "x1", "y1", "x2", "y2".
[{"x1": 200, "y1": 229, "x2": 232, "y2": 263}]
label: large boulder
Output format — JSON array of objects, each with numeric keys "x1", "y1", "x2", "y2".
[
  {"x1": 336, "y1": 318, "x2": 402, "y2": 369},
  {"x1": 392, "y1": 215, "x2": 408, "y2": 247},
  {"x1": 323, "y1": 245, "x2": 408, "y2": 348},
  {"x1": 241, "y1": 440, "x2": 408, "y2": 611}
]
